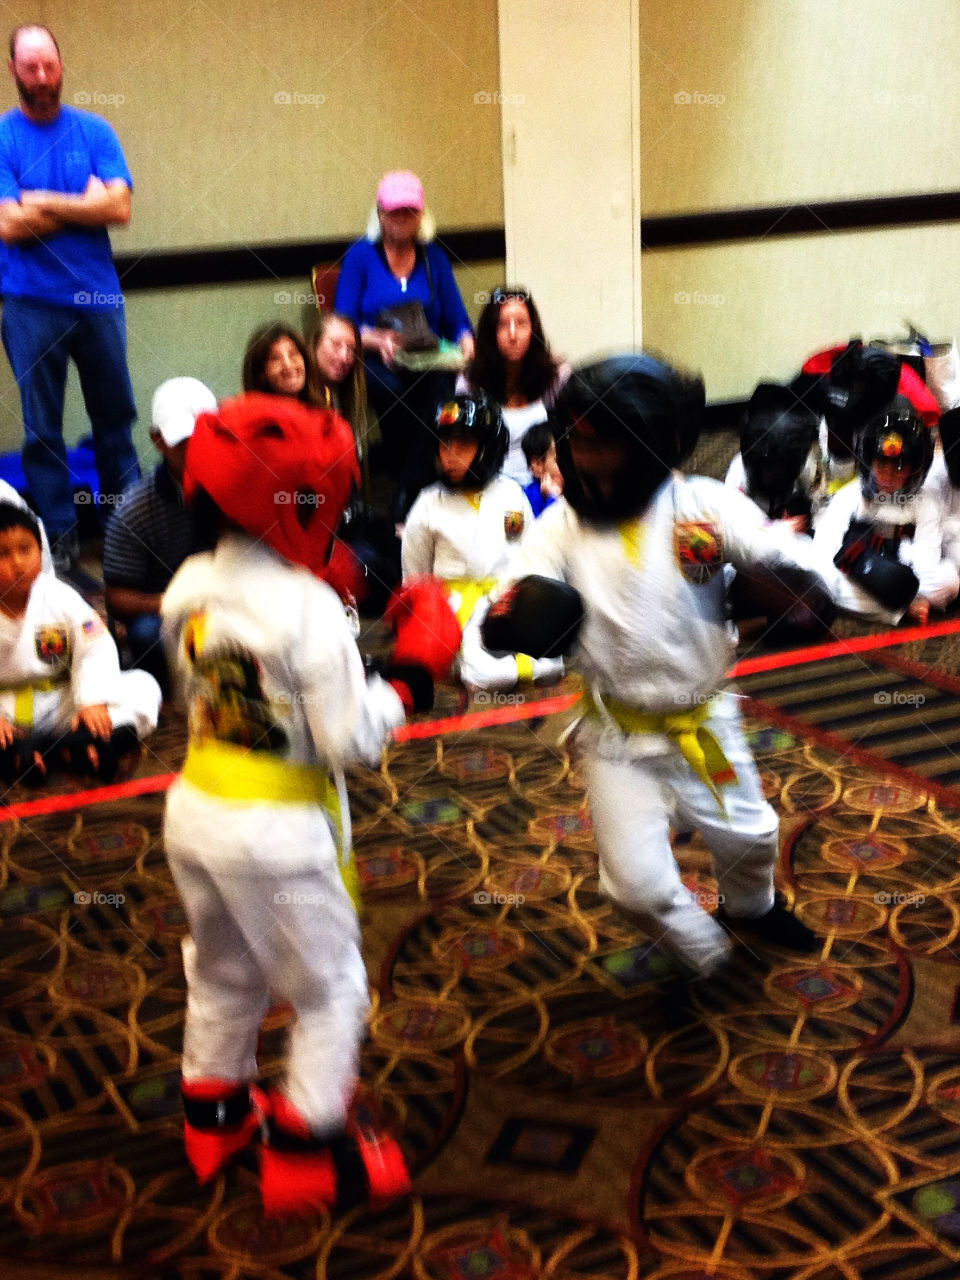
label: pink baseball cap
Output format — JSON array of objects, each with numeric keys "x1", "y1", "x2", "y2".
[{"x1": 377, "y1": 170, "x2": 424, "y2": 212}]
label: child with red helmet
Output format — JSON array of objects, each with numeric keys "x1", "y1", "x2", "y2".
[{"x1": 161, "y1": 393, "x2": 457, "y2": 1216}]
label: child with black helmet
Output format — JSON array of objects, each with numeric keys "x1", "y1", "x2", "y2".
[
  {"x1": 814, "y1": 397, "x2": 958, "y2": 625},
  {"x1": 401, "y1": 391, "x2": 563, "y2": 690},
  {"x1": 481, "y1": 353, "x2": 838, "y2": 984},
  {"x1": 725, "y1": 383, "x2": 826, "y2": 531}
]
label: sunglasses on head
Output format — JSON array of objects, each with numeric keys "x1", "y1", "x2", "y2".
[{"x1": 492, "y1": 286, "x2": 530, "y2": 305}]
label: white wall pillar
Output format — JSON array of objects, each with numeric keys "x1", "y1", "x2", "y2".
[{"x1": 497, "y1": 0, "x2": 641, "y2": 362}]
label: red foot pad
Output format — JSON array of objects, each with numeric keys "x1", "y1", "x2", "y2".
[
  {"x1": 258, "y1": 1089, "x2": 410, "y2": 1218},
  {"x1": 181, "y1": 1077, "x2": 259, "y2": 1184},
  {"x1": 347, "y1": 1122, "x2": 411, "y2": 1204}
]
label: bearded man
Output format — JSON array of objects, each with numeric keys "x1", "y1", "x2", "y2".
[{"x1": 0, "y1": 24, "x2": 139, "y2": 573}]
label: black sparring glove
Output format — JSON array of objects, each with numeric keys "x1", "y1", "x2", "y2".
[
  {"x1": 834, "y1": 523, "x2": 919, "y2": 611},
  {"x1": 731, "y1": 563, "x2": 837, "y2": 641},
  {"x1": 481, "y1": 575, "x2": 585, "y2": 659}
]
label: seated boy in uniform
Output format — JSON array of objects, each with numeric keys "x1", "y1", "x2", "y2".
[{"x1": 0, "y1": 503, "x2": 160, "y2": 783}]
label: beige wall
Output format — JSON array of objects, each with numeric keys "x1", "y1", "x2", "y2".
[
  {"x1": 640, "y1": 0, "x2": 960, "y2": 400},
  {"x1": 0, "y1": 2, "x2": 503, "y2": 459},
  {"x1": 498, "y1": 0, "x2": 641, "y2": 361}
]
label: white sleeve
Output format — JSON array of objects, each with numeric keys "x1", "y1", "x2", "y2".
[
  {"x1": 297, "y1": 585, "x2": 405, "y2": 768},
  {"x1": 715, "y1": 481, "x2": 838, "y2": 582},
  {"x1": 724, "y1": 453, "x2": 746, "y2": 492},
  {"x1": 401, "y1": 492, "x2": 436, "y2": 579},
  {"x1": 900, "y1": 501, "x2": 960, "y2": 608}
]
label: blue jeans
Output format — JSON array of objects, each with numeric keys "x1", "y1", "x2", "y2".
[
  {"x1": 1, "y1": 297, "x2": 140, "y2": 538},
  {"x1": 123, "y1": 612, "x2": 168, "y2": 690}
]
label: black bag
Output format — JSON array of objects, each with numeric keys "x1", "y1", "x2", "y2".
[{"x1": 376, "y1": 300, "x2": 438, "y2": 352}]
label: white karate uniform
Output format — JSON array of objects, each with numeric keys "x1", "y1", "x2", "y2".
[
  {"x1": 161, "y1": 534, "x2": 405, "y2": 1133},
  {"x1": 0, "y1": 572, "x2": 159, "y2": 738},
  {"x1": 492, "y1": 474, "x2": 837, "y2": 975},
  {"x1": 813, "y1": 477, "x2": 959, "y2": 624},
  {"x1": 402, "y1": 477, "x2": 563, "y2": 690}
]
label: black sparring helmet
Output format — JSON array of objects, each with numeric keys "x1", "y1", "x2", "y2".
[
  {"x1": 553, "y1": 353, "x2": 705, "y2": 523},
  {"x1": 795, "y1": 342, "x2": 901, "y2": 461},
  {"x1": 740, "y1": 383, "x2": 822, "y2": 518},
  {"x1": 434, "y1": 393, "x2": 508, "y2": 490},
  {"x1": 856, "y1": 399, "x2": 934, "y2": 502}
]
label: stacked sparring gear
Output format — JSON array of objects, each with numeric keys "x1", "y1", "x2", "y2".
[
  {"x1": 738, "y1": 383, "x2": 823, "y2": 521},
  {"x1": 434, "y1": 392, "x2": 508, "y2": 489},
  {"x1": 168, "y1": 393, "x2": 417, "y2": 1212}
]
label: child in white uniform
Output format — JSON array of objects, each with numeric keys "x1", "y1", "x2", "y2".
[
  {"x1": 0, "y1": 502, "x2": 159, "y2": 783},
  {"x1": 162, "y1": 393, "x2": 455, "y2": 1217},
  {"x1": 482, "y1": 356, "x2": 833, "y2": 979},
  {"x1": 813, "y1": 401, "x2": 958, "y2": 625},
  {"x1": 402, "y1": 393, "x2": 563, "y2": 690}
]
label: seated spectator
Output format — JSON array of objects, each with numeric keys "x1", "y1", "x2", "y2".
[
  {"x1": 103, "y1": 378, "x2": 218, "y2": 691},
  {"x1": 724, "y1": 383, "x2": 826, "y2": 532},
  {"x1": 334, "y1": 171, "x2": 474, "y2": 521},
  {"x1": 242, "y1": 323, "x2": 319, "y2": 404},
  {"x1": 0, "y1": 502, "x2": 160, "y2": 784},
  {"x1": 458, "y1": 286, "x2": 570, "y2": 486},
  {"x1": 401, "y1": 393, "x2": 562, "y2": 691},
  {"x1": 814, "y1": 400, "x2": 959, "y2": 625},
  {"x1": 521, "y1": 422, "x2": 563, "y2": 517}
]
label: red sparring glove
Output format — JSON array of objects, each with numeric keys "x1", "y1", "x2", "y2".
[
  {"x1": 382, "y1": 576, "x2": 461, "y2": 712},
  {"x1": 318, "y1": 540, "x2": 366, "y2": 606}
]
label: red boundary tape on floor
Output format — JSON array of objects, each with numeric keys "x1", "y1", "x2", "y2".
[
  {"x1": 729, "y1": 617, "x2": 960, "y2": 677},
  {"x1": 5, "y1": 616, "x2": 959, "y2": 824}
]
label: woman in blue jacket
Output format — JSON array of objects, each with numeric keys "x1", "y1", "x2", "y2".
[{"x1": 334, "y1": 171, "x2": 474, "y2": 521}]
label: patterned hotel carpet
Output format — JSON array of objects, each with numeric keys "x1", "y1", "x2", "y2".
[{"x1": 6, "y1": 644, "x2": 960, "y2": 1278}]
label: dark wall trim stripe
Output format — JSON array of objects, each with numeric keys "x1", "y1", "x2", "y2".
[
  {"x1": 113, "y1": 191, "x2": 960, "y2": 290},
  {"x1": 114, "y1": 227, "x2": 506, "y2": 292},
  {"x1": 641, "y1": 190, "x2": 960, "y2": 249}
]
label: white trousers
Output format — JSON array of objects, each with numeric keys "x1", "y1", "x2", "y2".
[
  {"x1": 576, "y1": 693, "x2": 778, "y2": 975},
  {"x1": 165, "y1": 791, "x2": 369, "y2": 1134}
]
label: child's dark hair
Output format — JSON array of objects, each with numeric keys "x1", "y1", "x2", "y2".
[
  {"x1": 521, "y1": 421, "x2": 554, "y2": 467},
  {"x1": 0, "y1": 502, "x2": 41, "y2": 548}
]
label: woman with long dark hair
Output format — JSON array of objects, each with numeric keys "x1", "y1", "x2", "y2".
[{"x1": 459, "y1": 287, "x2": 569, "y2": 484}]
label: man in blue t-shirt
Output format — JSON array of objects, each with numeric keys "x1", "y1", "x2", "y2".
[{"x1": 0, "y1": 24, "x2": 139, "y2": 572}]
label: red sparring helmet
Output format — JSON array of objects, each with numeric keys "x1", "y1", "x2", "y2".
[{"x1": 185, "y1": 392, "x2": 362, "y2": 593}]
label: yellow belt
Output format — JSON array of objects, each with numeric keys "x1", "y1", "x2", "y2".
[
  {"x1": 181, "y1": 740, "x2": 360, "y2": 911},
  {"x1": 0, "y1": 672, "x2": 70, "y2": 729},
  {"x1": 444, "y1": 578, "x2": 534, "y2": 681},
  {"x1": 582, "y1": 690, "x2": 737, "y2": 812}
]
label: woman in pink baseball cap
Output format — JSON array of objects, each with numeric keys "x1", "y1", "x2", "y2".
[{"x1": 334, "y1": 171, "x2": 475, "y2": 522}]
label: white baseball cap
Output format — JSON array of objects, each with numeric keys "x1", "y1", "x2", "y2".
[{"x1": 151, "y1": 377, "x2": 217, "y2": 447}]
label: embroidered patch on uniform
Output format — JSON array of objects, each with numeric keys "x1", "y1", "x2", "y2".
[
  {"x1": 675, "y1": 521, "x2": 724, "y2": 584},
  {"x1": 35, "y1": 626, "x2": 70, "y2": 664},
  {"x1": 504, "y1": 510, "x2": 525, "y2": 541},
  {"x1": 82, "y1": 615, "x2": 105, "y2": 641}
]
